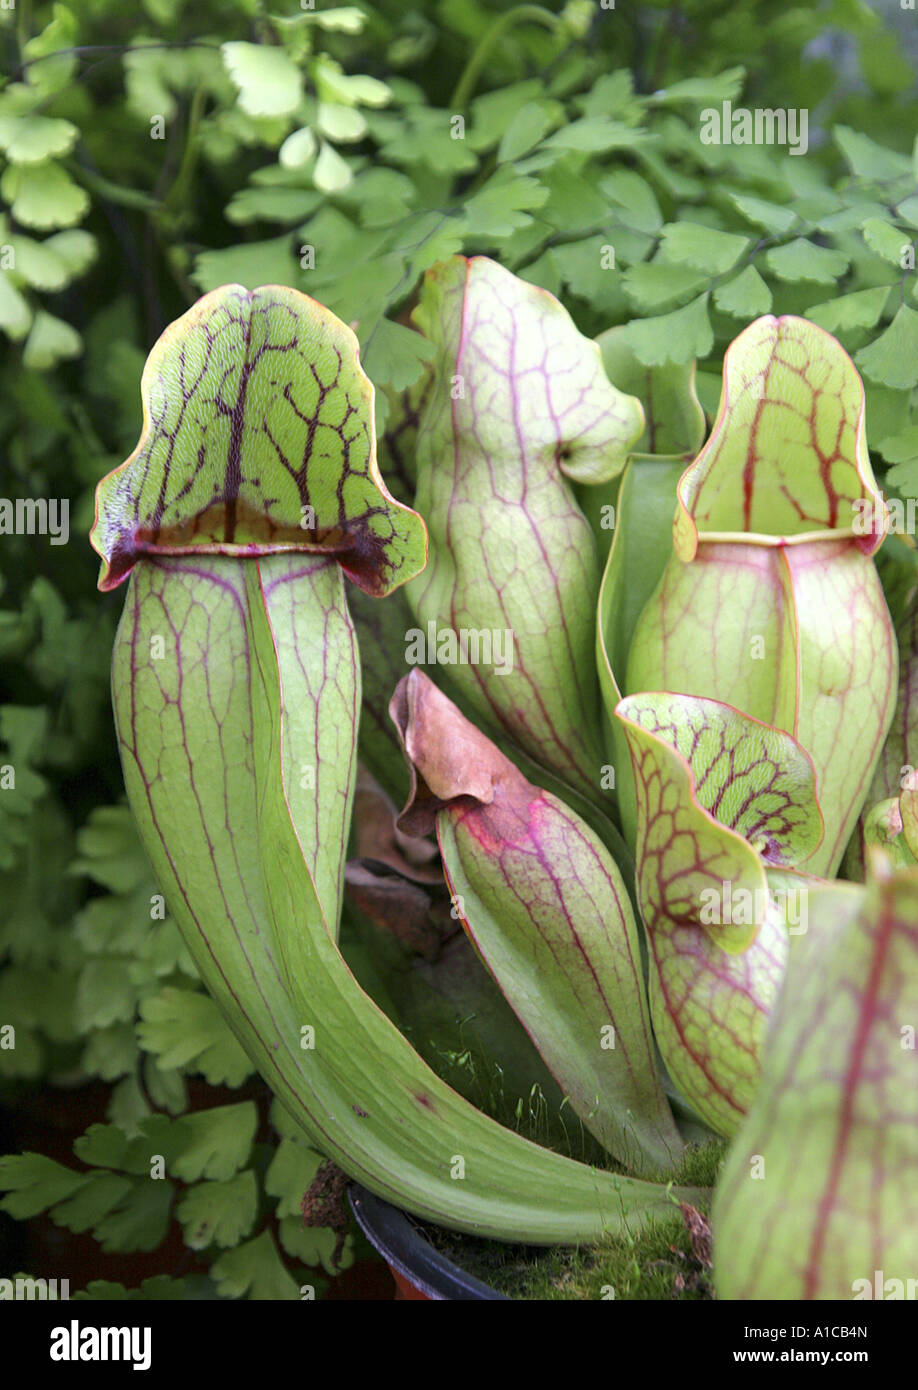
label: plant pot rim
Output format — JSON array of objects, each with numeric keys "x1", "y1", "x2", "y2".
[{"x1": 348, "y1": 1184, "x2": 509, "y2": 1301}]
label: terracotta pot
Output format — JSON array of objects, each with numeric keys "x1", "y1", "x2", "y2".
[{"x1": 348, "y1": 1185, "x2": 508, "y2": 1301}]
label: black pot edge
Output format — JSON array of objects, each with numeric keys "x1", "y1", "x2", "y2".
[{"x1": 348, "y1": 1184, "x2": 510, "y2": 1301}]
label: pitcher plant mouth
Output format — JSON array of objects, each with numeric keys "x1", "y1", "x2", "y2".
[
  {"x1": 90, "y1": 282, "x2": 428, "y2": 598},
  {"x1": 672, "y1": 314, "x2": 888, "y2": 562},
  {"x1": 93, "y1": 522, "x2": 404, "y2": 596},
  {"x1": 674, "y1": 523, "x2": 885, "y2": 548}
]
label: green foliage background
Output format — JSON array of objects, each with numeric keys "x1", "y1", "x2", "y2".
[{"x1": 0, "y1": 0, "x2": 917, "y2": 1298}]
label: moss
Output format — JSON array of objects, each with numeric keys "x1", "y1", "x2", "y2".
[{"x1": 420, "y1": 1138, "x2": 728, "y2": 1300}]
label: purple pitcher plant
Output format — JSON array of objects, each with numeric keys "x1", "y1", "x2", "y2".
[{"x1": 90, "y1": 257, "x2": 918, "y2": 1297}]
